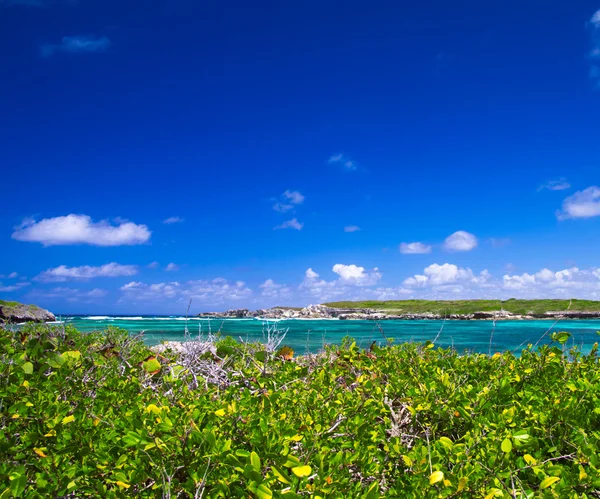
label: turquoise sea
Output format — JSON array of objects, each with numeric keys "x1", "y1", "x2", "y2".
[{"x1": 51, "y1": 316, "x2": 600, "y2": 355}]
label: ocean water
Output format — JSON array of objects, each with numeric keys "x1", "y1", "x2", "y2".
[{"x1": 50, "y1": 316, "x2": 600, "y2": 355}]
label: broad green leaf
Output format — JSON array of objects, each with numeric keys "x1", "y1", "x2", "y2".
[
  {"x1": 250, "y1": 451, "x2": 261, "y2": 472},
  {"x1": 484, "y1": 488, "x2": 503, "y2": 499},
  {"x1": 291, "y1": 465, "x2": 312, "y2": 478},
  {"x1": 21, "y1": 362, "x2": 33, "y2": 375},
  {"x1": 429, "y1": 471, "x2": 444, "y2": 485},
  {"x1": 540, "y1": 476, "x2": 560, "y2": 489},
  {"x1": 248, "y1": 482, "x2": 272, "y2": 499},
  {"x1": 439, "y1": 436, "x2": 453, "y2": 449},
  {"x1": 61, "y1": 415, "x2": 75, "y2": 424},
  {"x1": 513, "y1": 430, "x2": 530, "y2": 441},
  {"x1": 142, "y1": 358, "x2": 161, "y2": 374},
  {"x1": 501, "y1": 438, "x2": 512, "y2": 453}
]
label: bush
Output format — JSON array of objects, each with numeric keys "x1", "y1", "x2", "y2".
[{"x1": 1, "y1": 324, "x2": 600, "y2": 497}]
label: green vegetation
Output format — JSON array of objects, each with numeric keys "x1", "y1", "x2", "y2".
[
  {"x1": 2, "y1": 324, "x2": 600, "y2": 497},
  {"x1": 0, "y1": 300, "x2": 35, "y2": 310},
  {"x1": 323, "y1": 299, "x2": 600, "y2": 315}
]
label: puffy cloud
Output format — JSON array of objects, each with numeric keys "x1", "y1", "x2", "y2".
[
  {"x1": 35, "y1": 263, "x2": 138, "y2": 282},
  {"x1": 12, "y1": 214, "x2": 151, "y2": 246},
  {"x1": 399, "y1": 242, "x2": 432, "y2": 254},
  {"x1": 403, "y1": 264, "x2": 491, "y2": 297},
  {"x1": 41, "y1": 35, "x2": 111, "y2": 57},
  {"x1": 332, "y1": 264, "x2": 382, "y2": 286},
  {"x1": 273, "y1": 190, "x2": 304, "y2": 212},
  {"x1": 443, "y1": 231, "x2": 478, "y2": 252},
  {"x1": 328, "y1": 153, "x2": 357, "y2": 171},
  {"x1": 120, "y1": 281, "x2": 180, "y2": 300},
  {"x1": 165, "y1": 263, "x2": 179, "y2": 272},
  {"x1": 299, "y1": 264, "x2": 385, "y2": 301},
  {"x1": 502, "y1": 267, "x2": 600, "y2": 297},
  {"x1": 538, "y1": 178, "x2": 571, "y2": 191},
  {"x1": 556, "y1": 186, "x2": 600, "y2": 220},
  {"x1": 120, "y1": 278, "x2": 252, "y2": 306},
  {"x1": 344, "y1": 225, "x2": 361, "y2": 233},
  {"x1": 260, "y1": 279, "x2": 292, "y2": 300},
  {"x1": 163, "y1": 216, "x2": 184, "y2": 224},
  {"x1": 274, "y1": 218, "x2": 304, "y2": 230}
]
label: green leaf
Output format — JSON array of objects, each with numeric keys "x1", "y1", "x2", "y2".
[
  {"x1": 142, "y1": 358, "x2": 161, "y2": 374},
  {"x1": 429, "y1": 471, "x2": 444, "y2": 485},
  {"x1": 513, "y1": 430, "x2": 530, "y2": 441},
  {"x1": 540, "y1": 476, "x2": 560, "y2": 489},
  {"x1": 438, "y1": 436, "x2": 453, "y2": 449},
  {"x1": 250, "y1": 451, "x2": 261, "y2": 472},
  {"x1": 501, "y1": 438, "x2": 512, "y2": 453},
  {"x1": 21, "y1": 362, "x2": 33, "y2": 375},
  {"x1": 248, "y1": 482, "x2": 272, "y2": 499},
  {"x1": 552, "y1": 332, "x2": 571, "y2": 344},
  {"x1": 291, "y1": 465, "x2": 311, "y2": 478}
]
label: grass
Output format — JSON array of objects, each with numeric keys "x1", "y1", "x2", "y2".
[{"x1": 322, "y1": 299, "x2": 600, "y2": 315}]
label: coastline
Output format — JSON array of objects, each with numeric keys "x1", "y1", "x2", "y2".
[{"x1": 198, "y1": 304, "x2": 600, "y2": 322}]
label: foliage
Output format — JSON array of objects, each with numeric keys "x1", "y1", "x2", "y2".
[
  {"x1": 322, "y1": 299, "x2": 600, "y2": 315},
  {"x1": 1, "y1": 324, "x2": 600, "y2": 497}
]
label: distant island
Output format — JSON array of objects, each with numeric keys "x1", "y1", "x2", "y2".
[{"x1": 199, "y1": 299, "x2": 600, "y2": 320}]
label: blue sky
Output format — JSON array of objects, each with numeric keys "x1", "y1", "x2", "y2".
[{"x1": 1, "y1": 0, "x2": 600, "y2": 314}]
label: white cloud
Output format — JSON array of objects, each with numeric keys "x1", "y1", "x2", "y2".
[
  {"x1": 557, "y1": 186, "x2": 600, "y2": 220},
  {"x1": 328, "y1": 153, "x2": 357, "y2": 171},
  {"x1": 0, "y1": 272, "x2": 18, "y2": 279},
  {"x1": 28, "y1": 287, "x2": 108, "y2": 302},
  {"x1": 399, "y1": 242, "x2": 432, "y2": 254},
  {"x1": 182, "y1": 279, "x2": 252, "y2": 305},
  {"x1": 0, "y1": 284, "x2": 18, "y2": 292},
  {"x1": 501, "y1": 267, "x2": 600, "y2": 297},
  {"x1": 273, "y1": 190, "x2": 305, "y2": 212},
  {"x1": 344, "y1": 225, "x2": 361, "y2": 233},
  {"x1": 332, "y1": 264, "x2": 382, "y2": 286},
  {"x1": 120, "y1": 278, "x2": 253, "y2": 306},
  {"x1": 147, "y1": 261, "x2": 160, "y2": 269},
  {"x1": 12, "y1": 214, "x2": 151, "y2": 246},
  {"x1": 443, "y1": 231, "x2": 478, "y2": 252},
  {"x1": 35, "y1": 263, "x2": 138, "y2": 282},
  {"x1": 274, "y1": 218, "x2": 304, "y2": 231},
  {"x1": 403, "y1": 264, "x2": 491, "y2": 297},
  {"x1": 260, "y1": 279, "x2": 292, "y2": 300},
  {"x1": 41, "y1": 35, "x2": 111, "y2": 57},
  {"x1": 592, "y1": 10, "x2": 600, "y2": 25},
  {"x1": 163, "y1": 216, "x2": 184, "y2": 224},
  {"x1": 299, "y1": 264, "x2": 385, "y2": 301},
  {"x1": 538, "y1": 178, "x2": 571, "y2": 191},
  {"x1": 120, "y1": 281, "x2": 180, "y2": 300},
  {"x1": 165, "y1": 263, "x2": 179, "y2": 272}
]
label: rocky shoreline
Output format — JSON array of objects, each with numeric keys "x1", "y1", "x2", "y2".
[
  {"x1": 0, "y1": 302, "x2": 56, "y2": 324},
  {"x1": 198, "y1": 304, "x2": 600, "y2": 321}
]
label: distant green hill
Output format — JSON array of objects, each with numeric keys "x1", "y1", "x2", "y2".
[{"x1": 322, "y1": 299, "x2": 600, "y2": 316}]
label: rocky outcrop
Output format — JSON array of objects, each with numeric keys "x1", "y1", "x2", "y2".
[
  {"x1": 0, "y1": 301, "x2": 56, "y2": 324},
  {"x1": 198, "y1": 304, "x2": 600, "y2": 321}
]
